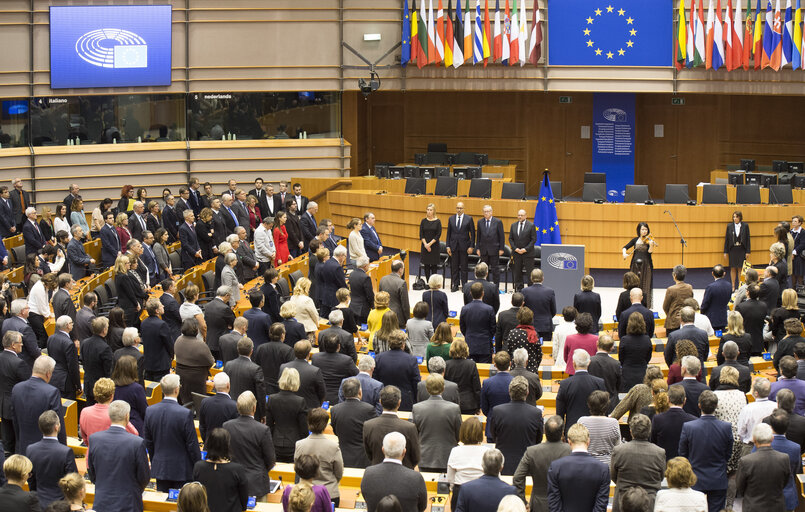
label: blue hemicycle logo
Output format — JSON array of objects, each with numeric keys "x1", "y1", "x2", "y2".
[
  {"x1": 547, "y1": 253, "x2": 579, "y2": 271},
  {"x1": 75, "y1": 29, "x2": 148, "y2": 69}
]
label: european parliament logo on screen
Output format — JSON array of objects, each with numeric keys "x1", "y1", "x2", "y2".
[
  {"x1": 547, "y1": 0, "x2": 672, "y2": 67},
  {"x1": 49, "y1": 6, "x2": 172, "y2": 89}
]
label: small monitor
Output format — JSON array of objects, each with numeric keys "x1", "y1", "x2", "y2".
[
  {"x1": 434, "y1": 166, "x2": 451, "y2": 177},
  {"x1": 418, "y1": 166, "x2": 435, "y2": 179},
  {"x1": 404, "y1": 178, "x2": 427, "y2": 195},
  {"x1": 424, "y1": 152, "x2": 453, "y2": 165},
  {"x1": 794, "y1": 175, "x2": 805, "y2": 189},
  {"x1": 549, "y1": 181, "x2": 563, "y2": 201},
  {"x1": 701, "y1": 184, "x2": 728, "y2": 204},
  {"x1": 788, "y1": 161, "x2": 804, "y2": 173},
  {"x1": 388, "y1": 166, "x2": 404, "y2": 179},
  {"x1": 744, "y1": 173, "x2": 764, "y2": 186},
  {"x1": 374, "y1": 164, "x2": 389, "y2": 179},
  {"x1": 769, "y1": 184, "x2": 794, "y2": 204},
  {"x1": 584, "y1": 172, "x2": 607, "y2": 184},
  {"x1": 414, "y1": 153, "x2": 426, "y2": 165},
  {"x1": 760, "y1": 173, "x2": 778, "y2": 187},
  {"x1": 468, "y1": 178, "x2": 492, "y2": 199},
  {"x1": 740, "y1": 159, "x2": 756, "y2": 172},
  {"x1": 454, "y1": 166, "x2": 482, "y2": 180},
  {"x1": 778, "y1": 172, "x2": 796, "y2": 185},
  {"x1": 403, "y1": 166, "x2": 421, "y2": 179},
  {"x1": 773, "y1": 160, "x2": 789, "y2": 173},
  {"x1": 664, "y1": 184, "x2": 690, "y2": 204},
  {"x1": 582, "y1": 183, "x2": 607, "y2": 202},
  {"x1": 434, "y1": 176, "x2": 458, "y2": 197},
  {"x1": 467, "y1": 166, "x2": 483, "y2": 179},
  {"x1": 476, "y1": 153, "x2": 489, "y2": 166},
  {"x1": 727, "y1": 172, "x2": 744, "y2": 185}
]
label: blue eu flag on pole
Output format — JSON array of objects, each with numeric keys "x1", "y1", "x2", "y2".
[
  {"x1": 402, "y1": 0, "x2": 412, "y2": 67},
  {"x1": 534, "y1": 173, "x2": 561, "y2": 246},
  {"x1": 547, "y1": 0, "x2": 673, "y2": 67}
]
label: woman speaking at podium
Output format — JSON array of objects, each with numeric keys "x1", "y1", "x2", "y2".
[
  {"x1": 622, "y1": 222, "x2": 656, "y2": 308},
  {"x1": 723, "y1": 211, "x2": 750, "y2": 291}
]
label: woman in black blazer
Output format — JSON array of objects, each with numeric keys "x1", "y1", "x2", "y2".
[
  {"x1": 115, "y1": 255, "x2": 148, "y2": 327},
  {"x1": 195, "y1": 208, "x2": 216, "y2": 261},
  {"x1": 615, "y1": 271, "x2": 646, "y2": 322},
  {"x1": 618, "y1": 312, "x2": 653, "y2": 391},
  {"x1": 0, "y1": 454, "x2": 40, "y2": 512},
  {"x1": 423, "y1": 274, "x2": 449, "y2": 329},
  {"x1": 266, "y1": 367, "x2": 309, "y2": 463},
  {"x1": 573, "y1": 275, "x2": 602, "y2": 328},
  {"x1": 724, "y1": 210, "x2": 751, "y2": 290},
  {"x1": 444, "y1": 339, "x2": 481, "y2": 415}
]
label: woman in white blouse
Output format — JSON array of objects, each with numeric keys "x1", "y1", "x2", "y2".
[
  {"x1": 179, "y1": 283, "x2": 207, "y2": 341},
  {"x1": 289, "y1": 277, "x2": 319, "y2": 340},
  {"x1": 347, "y1": 218, "x2": 367, "y2": 263},
  {"x1": 654, "y1": 457, "x2": 707, "y2": 512},
  {"x1": 446, "y1": 417, "x2": 489, "y2": 512},
  {"x1": 53, "y1": 204, "x2": 72, "y2": 240},
  {"x1": 27, "y1": 272, "x2": 57, "y2": 347}
]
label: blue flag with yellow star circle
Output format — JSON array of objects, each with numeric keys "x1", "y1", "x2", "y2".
[
  {"x1": 534, "y1": 173, "x2": 561, "y2": 246},
  {"x1": 547, "y1": 0, "x2": 673, "y2": 66}
]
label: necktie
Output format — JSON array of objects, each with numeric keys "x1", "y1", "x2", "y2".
[
  {"x1": 18, "y1": 190, "x2": 24, "y2": 209},
  {"x1": 457, "y1": 216, "x2": 461, "y2": 230},
  {"x1": 519, "y1": 222, "x2": 524, "y2": 236},
  {"x1": 227, "y1": 207, "x2": 239, "y2": 226},
  {"x1": 139, "y1": 215, "x2": 146, "y2": 230},
  {"x1": 486, "y1": 220, "x2": 490, "y2": 230},
  {"x1": 372, "y1": 227, "x2": 379, "y2": 243}
]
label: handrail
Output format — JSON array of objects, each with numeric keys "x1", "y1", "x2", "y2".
[{"x1": 310, "y1": 179, "x2": 352, "y2": 203}]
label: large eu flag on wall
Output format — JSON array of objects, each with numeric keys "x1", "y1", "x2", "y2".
[{"x1": 547, "y1": 0, "x2": 673, "y2": 67}]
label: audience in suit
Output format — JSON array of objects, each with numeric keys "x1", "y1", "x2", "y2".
[
  {"x1": 198, "y1": 373, "x2": 239, "y2": 443},
  {"x1": 243, "y1": 292, "x2": 272, "y2": 349},
  {"x1": 664, "y1": 307, "x2": 711, "y2": 369},
  {"x1": 0, "y1": 331, "x2": 32, "y2": 455},
  {"x1": 265, "y1": 367, "x2": 308, "y2": 463},
  {"x1": 318, "y1": 245, "x2": 349, "y2": 318},
  {"x1": 480, "y1": 351, "x2": 513, "y2": 441},
  {"x1": 331, "y1": 377, "x2": 377, "y2": 468},
  {"x1": 521, "y1": 269, "x2": 556, "y2": 341},
  {"x1": 462, "y1": 263, "x2": 501, "y2": 313},
  {"x1": 651, "y1": 385, "x2": 697, "y2": 461},
  {"x1": 311, "y1": 331, "x2": 359, "y2": 405},
  {"x1": 455, "y1": 449, "x2": 517, "y2": 512},
  {"x1": 586, "y1": 334, "x2": 622, "y2": 413},
  {"x1": 51, "y1": 275, "x2": 77, "y2": 323},
  {"x1": 362, "y1": 385, "x2": 421, "y2": 469},
  {"x1": 416, "y1": 356, "x2": 461, "y2": 405},
  {"x1": 770, "y1": 356, "x2": 805, "y2": 415},
  {"x1": 359, "y1": 212, "x2": 383, "y2": 262},
  {"x1": 610, "y1": 414, "x2": 666, "y2": 512},
  {"x1": 204, "y1": 288, "x2": 236, "y2": 361},
  {"x1": 360, "y1": 432, "x2": 427, "y2": 512},
  {"x1": 141, "y1": 298, "x2": 175, "y2": 382},
  {"x1": 663, "y1": 265, "x2": 694, "y2": 334},
  {"x1": 22, "y1": 208, "x2": 46, "y2": 255},
  {"x1": 73, "y1": 294, "x2": 96, "y2": 342},
  {"x1": 547, "y1": 423, "x2": 611, "y2": 512},
  {"x1": 378, "y1": 260, "x2": 410, "y2": 329},
  {"x1": 708, "y1": 340, "x2": 751, "y2": 393},
  {"x1": 279, "y1": 340, "x2": 326, "y2": 409},
  {"x1": 65, "y1": 230, "x2": 93, "y2": 279},
  {"x1": 573, "y1": 275, "x2": 602, "y2": 328},
  {"x1": 495, "y1": 293, "x2": 523, "y2": 353},
  {"x1": 252, "y1": 322, "x2": 295, "y2": 395},
  {"x1": 759, "y1": 266, "x2": 782, "y2": 315},
  {"x1": 509, "y1": 348, "x2": 542, "y2": 406},
  {"x1": 374, "y1": 330, "x2": 421, "y2": 411},
  {"x1": 411, "y1": 374, "x2": 462, "y2": 472},
  {"x1": 700, "y1": 265, "x2": 732, "y2": 331},
  {"x1": 46, "y1": 317, "x2": 80, "y2": 399},
  {"x1": 735, "y1": 422, "x2": 791, "y2": 511},
  {"x1": 25, "y1": 410, "x2": 77, "y2": 507},
  {"x1": 178, "y1": 210, "x2": 202, "y2": 270},
  {"x1": 223, "y1": 391, "x2": 277, "y2": 500},
  {"x1": 765, "y1": 409, "x2": 802, "y2": 512},
  {"x1": 617, "y1": 288, "x2": 655, "y2": 340},
  {"x1": 159, "y1": 280, "x2": 183, "y2": 343},
  {"x1": 459, "y1": 282, "x2": 497, "y2": 363},
  {"x1": 671, "y1": 356, "x2": 711, "y2": 417},
  {"x1": 513, "y1": 415, "x2": 571, "y2": 512},
  {"x1": 736, "y1": 284, "x2": 769, "y2": 356},
  {"x1": 555, "y1": 349, "x2": 607, "y2": 433},
  {"x1": 2, "y1": 300, "x2": 41, "y2": 369},
  {"x1": 80, "y1": 317, "x2": 115, "y2": 405},
  {"x1": 763, "y1": 387, "x2": 805, "y2": 454},
  {"x1": 490, "y1": 376, "x2": 544, "y2": 476},
  {"x1": 339, "y1": 355, "x2": 384, "y2": 415},
  {"x1": 318, "y1": 309, "x2": 358, "y2": 363},
  {"x1": 224, "y1": 337, "x2": 266, "y2": 422},
  {"x1": 348, "y1": 257, "x2": 375, "y2": 323}
]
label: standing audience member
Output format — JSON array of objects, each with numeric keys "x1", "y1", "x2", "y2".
[
  {"x1": 360, "y1": 432, "x2": 427, "y2": 512},
  {"x1": 650, "y1": 385, "x2": 697, "y2": 461},
  {"x1": 735, "y1": 423, "x2": 791, "y2": 511},
  {"x1": 709, "y1": 340, "x2": 751, "y2": 393},
  {"x1": 204, "y1": 287, "x2": 236, "y2": 361},
  {"x1": 563, "y1": 313, "x2": 599, "y2": 375},
  {"x1": 766, "y1": 408, "x2": 803, "y2": 512},
  {"x1": 362, "y1": 386, "x2": 421, "y2": 469},
  {"x1": 294, "y1": 408, "x2": 344, "y2": 506},
  {"x1": 417, "y1": 356, "x2": 461, "y2": 405},
  {"x1": 764, "y1": 387, "x2": 805, "y2": 453},
  {"x1": 503, "y1": 307, "x2": 543, "y2": 372},
  {"x1": 521, "y1": 269, "x2": 556, "y2": 341},
  {"x1": 496, "y1": 293, "x2": 524, "y2": 353},
  {"x1": 547, "y1": 423, "x2": 611, "y2": 512},
  {"x1": 663, "y1": 264, "x2": 694, "y2": 335},
  {"x1": 281, "y1": 454, "x2": 332, "y2": 512},
  {"x1": 252, "y1": 322, "x2": 295, "y2": 395},
  {"x1": 25, "y1": 410, "x2": 77, "y2": 507},
  {"x1": 338, "y1": 355, "x2": 383, "y2": 414},
  {"x1": 423, "y1": 274, "x2": 449, "y2": 330},
  {"x1": 112, "y1": 353, "x2": 148, "y2": 434},
  {"x1": 224, "y1": 336, "x2": 265, "y2": 421},
  {"x1": 198, "y1": 373, "x2": 238, "y2": 443},
  {"x1": 3, "y1": 299, "x2": 41, "y2": 368},
  {"x1": 80, "y1": 378, "x2": 138, "y2": 445},
  {"x1": 653, "y1": 457, "x2": 708, "y2": 512},
  {"x1": 411, "y1": 374, "x2": 462, "y2": 473},
  {"x1": 174, "y1": 318, "x2": 215, "y2": 404},
  {"x1": 587, "y1": 334, "x2": 622, "y2": 412},
  {"x1": 480, "y1": 351, "x2": 513, "y2": 441},
  {"x1": 279, "y1": 340, "x2": 326, "y2": 409},
  {"x1": 141, "y1": 298, "x2": 174, "y2": 382},
  {"x1": 349, "y1": 257, "x2": 375, "y2": 324},
  {"x1": 0, "y1": 455, "x2": 39, "y2": 511},
  {"x1": 701, "y1": 264, "x2": 732, "y2": 331},
  {"x1": 509, "y1": 348, "x2": 542, "y2": 406},
  {"x1": 378, "y1": 260, "x2": 410, "y2": 329},
  {"x1": 58, "y1": 472, "x2": 91, "y2": 512},
  {"x1": 577, "y1": 390, "x2": 621, "y2": 464},
  {"x1": 773, "y1": 316, "x2": 805, "y2": 373},
  {"x1": 736, "y1": 284, "x2": 767, "y2": 356},
  {"x1": 266, "y1": 367, "x2": 308, "y2": 463},
  {"x1": 462, "y1": 262, "x2": 500, "y2": 313},
  {"x1": 513, "y1": 416, "x2": 570, "y2": 512},
  {"x1": 446, "y1": 417, "x2": 490, "y2": 512},
  {"x1": 223, "y1": 391, "x2": 277, "y2": 501},
  {"x1": 671, "y1": 356, "x2": 709, "y2": 417},
  {"x1": 618, "y1": 312, "x2": 653, "y2": 391},
  {"x1": 573, "y1": 275, "x2": 602, "y2": 328},
  {"x1": 737, "y1": 377, "x2": 777, "y2": 447},
  {"x1": 80, "y1": 317, "x2": 114, "y2": 405},
  {"x1": 12, "y1": 355, "x2": 66, "y2": 456},
  {"x1": 556, "y1": 349, "x2": 607, "y2": 433},
  {"x1": 330, "y1": 377, "x2": 377, "y2": 468},
  {"x1": 311, "y1": 331, "x2": 358, "y2": 405},
  {"x1": 609, "y1": 414, "x2": 666, "y2": 512},
  {"x1": 193, "y1": 427, "x2": 249, "y2": 512},
  {"x1": 0, "y1": 331, "x2": 31, "y2": 455},
  {"x1": 406, "y1": 302, "x2": 434, "y2": 359},
  {"x1": 770, "y1": 356, "x2": 805, "y2": 415},
  {"x1": 552, "y1": 307, "x2": 577, "y2": 372},
  {"x1": 454, "y1": 449, "x2": 517, "y2": 512},
  {"x1": 664, "y1": 307, "x2": 710, "y2": 367},
  {"x1": 490, "y1": 376, "x2": 544, "y2": 476},
  {"x1": 46, "y1": 315, "x2": 80, "y2": 400},
  {"x1": 617, "y1": 288, "x2": 655, "y2": 340},
  {"x1": 374, "y1": 331, "x2": 420, "y2": 411},
  {"x1": 459, "y1": 282, "x2": 497, "y2": 363}
]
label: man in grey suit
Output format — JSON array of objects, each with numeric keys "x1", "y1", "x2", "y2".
[
  {"x1": 223, "y1": 337, "x2": 266, "y2": 422},
  {"x1": 232, "y1": 190, "x2": 251, "y2": 230},
  {"x1": 339, "y1": 355, "x2": 383, "y2": 414},
  {"x1": 513, "y1": 416, "x2": 571, "y2": 512},
  {"x1": 223, "y1": 391, "x2": 276, "y2": 500},
  {"x1": 610, "y1": 414, "x2": 666, "y2": 512},
  {"x1": 317, "y1": 309, "x2": 357, "y2": 363},
  {"x1": 378, "y1": 260, "x2": 410, "y2": 328},
  {"x1": 2, "y1": 299, "x2": 41, "y2": 368},
  {"x1": 736, "y1": 423, "x2": 791, "y2": 512},
  {"x1": 509, "y1": 209, "x2": 537, "y2": 292},
  {"x1": 509, "y1": 348, "x2": 542, "y2": 406},
  {"x1": 362, "y1": 385, "x2": 421, "y2": 469},
  {"x1": 491, "y1": 376, "x2": 544, "y2": 476},
  {"x1": 235, "y1": 227, "x2": 260, "y2": 282},
  {"x1": 360, "y1": 432, "x2": 427, "y2": 512},
  {"x1": 330, "y1": 378, "x2": 377, "y2": 468},
  {"x1": 311, "y1": 331, "x2": 358, "y2": 405},
  {"x1": 219, "y1": 317, "x2": 247, "y2": 366},
  {"x1": 51, "y1": 274, "x2": 77, "y2": 324},
  {"x1": 415, "y1": 356, "x2": 460, "y2": 405},
  {"x1": 411, "y1": 374, "x2": 461, "y2": 472},
  {"x1": 73, "y1": 293, "x2": 96, "y2": 343},
  {"x1": 66, "y1": 225, "x2": 94, "y2": 279}
]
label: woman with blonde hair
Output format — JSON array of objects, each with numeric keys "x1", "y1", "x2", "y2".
[
  {"x1": 2, "y1": 455, "x2": 38, "y2": 509},
  {"x1": 770, "y1": 241, "x2": 788, "y2": 294},
  {"x1": 39, "y1": 205, "x2": 55, "y2": 242},
  {"x1": 267, "y1": 367, "x2": 309, "y2": 463},
  {"x1": 115, "y1": 212, "x2": 131, "y2": 250},
  {"x1": 444, "y1": 339, "x2": 481, "y2": 415},
  {"x1": 372, "y1": 309, "x2": 399, "y2": 353},
  {"x1": 367, "y1": 291, "x2": 390, "y2": 345},
  {"x1": 289, "y1": 277, "x2": 319, "y2": 340},
  {"x1": 90, "y1": 198, "x2": 113, "y2": 238},
  {"x1": 70, "y1": 198, "x2": 91, "y2": 241},
  {"x1": 419, "y1": 203, "x2": 442, "y2": 281},
  {"x1": 640, "y1": 378, "x2": 669, "y2": 419},
  {"x1": 654, "y1": 457, "x2": 707, "y2": 511},
  {"x1": 426, "y1": 322, "x2": 453, "y2": 363},
  {"x1": 59, "y1": 472, "x2": 89, "y2": 511},
  {"x1": 423, "y1": 273, "x2": 449, "y2": 328},
  {"x1": 347, "y1": 217, "x2": 367, "y2": 262},
  {"x1": 716, "y1": 311, "x2": 752, "y2": 365},
  {"x1": 769, "y1": 288, "x2": 800, "y2": 343},
  {"x1": 610, "y1": 366, "x2": 664, "y2": 421},
  {"x1": 195, "y1": 207, "x2": 216, "y2": 260},
  {"x1": 179, "y1": 283, "x2": 207, "y2": 340}
]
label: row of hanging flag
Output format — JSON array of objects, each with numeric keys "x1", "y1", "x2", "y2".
[
  {"x1": 401, "y1": 0, "x2": 544, "y2": 68},
  {"x1": 675, "y1": 0, "x2": 802, "y2": 71}
]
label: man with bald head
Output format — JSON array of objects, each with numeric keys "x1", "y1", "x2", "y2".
[
  {"x1": 509, "y1": 209, "x2": 537, "y2": 292},
  {"x1": 617, "y1": 287, "x2": 655, "y2": 339},
  {"x1": 446, "y1": 202, "x2": 475, "y2": 292}
]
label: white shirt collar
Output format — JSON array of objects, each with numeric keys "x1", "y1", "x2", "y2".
[
  {"x1": 164, "y1": 396, "x2": 178, "y2": 402},
  {"x1": 382, "y1": 458, "x2": 403, "y2": 465}
]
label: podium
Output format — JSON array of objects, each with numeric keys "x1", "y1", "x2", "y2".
[{"x1": 540, "y1": 244, "x2": 586, "y2": 315}]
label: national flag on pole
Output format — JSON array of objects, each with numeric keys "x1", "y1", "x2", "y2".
[
  {"x1": 435, "y1": 0, "x2": 445, "y2": 63},
  {"x1": 695, "y1": 0, "x2": 707, "y2": 65},
  {"x1": 764, "y1": 0, "x2": 783, "y2": 69},
  {"x1": 725, "y1": 0, "x2": 735, "y2": 70},
  {"x1": 464, "y1": 0, "x2": 472, "y2": 62},
  {"x1": 483, "y1": 0, "x2": 492, "y2": 65},
  {"x1": 743, "y1": 0, "x2": 754, "y2": 68},
  {"x1": 782, "y1": 0, "x2": 793, "y2": 66},
  {"x1": 454, "y1": 0, "x2": 465, "y2": 67},
  {"x1": 428, "y1": 0, "x2": 437, "y2": 63},
  {"x1": 518, "y1": 0, "x2": 527, "y2": 65},
  {"x1": 445, "y1": 0, "x2": 454, "y2": 66},
  {"x1": 417, "y1": 0, "x2": 430, "y2": 68},
  {"x1": 474, "y1": 0, "x2": 484, "y2": 63},
  {"x1": 402, "y1": 0, "x2": 412, "y2": 67},
  {"x1": 676, "y1": 0, "x2": 688, "y2": 69},
  {"x1": 493, "y1": 0, "x2": 502, "y2": 62},
  {"x1": 754, "y1": 0, "x2": 764, "y2": 67},
  {"x1": 502, "y1": 0, "x2": 511, "y2": 65},
  {"x1": 510, "y1": 0, "x2": 519, "y2": 64},
  {"x1": 534, "y1": 173, "x2": 561, "y2": 246},
  {"x1": 687, "y1": 0, "x2": 697, "y2": 67},
  {"x1": 529, "y1": 0, "x2": 542, "y2": 64},
  {"x1": 713, "y1": 0, "x2": 726, "y2": 69},
  {"x1": 706, "y1": 0, "x2": 715, "y2": 68},
  {"x1": 732, "y1": 0, "x2": 745, "y2": 68},
  {"x1": 794, "y1": 0, "x2": 803, "y2": 69}
]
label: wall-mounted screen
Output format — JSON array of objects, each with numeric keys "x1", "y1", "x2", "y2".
[{"x1": 49, "y1": 5, "x2": 172, "y2": 89}]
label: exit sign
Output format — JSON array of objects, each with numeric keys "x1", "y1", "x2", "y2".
[
  {"x1": 559, "y1": 96, "x2": 573, "y2": 104},
  {"x1": 671, "y1": 97, "x2": 685, "y2": 105}
]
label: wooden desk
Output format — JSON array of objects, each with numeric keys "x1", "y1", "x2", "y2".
[{"x1": 328, "y1": 190, "x2": 796, "y2": 269}]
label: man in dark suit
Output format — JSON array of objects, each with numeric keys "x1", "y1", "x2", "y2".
[
  {"x1": 700, "y1": 265, "x2": 732, "y2": 331},
  {"x1": 223, "y1": 391, "x2": 277, "y2": 499},
  {"x1": 174, "y1": 187, "x2": 191, "y2": 218},
  {"x1": 763, "y1": 387, "x2": 805, "y2": 454},
  {"x1": 556, "y1": 349, "x2": 607, "y2": 433},
  {"x1": 348, "y1": 257, "x2": 375, "y2": 323},
  {"x1": 362, "y1": 385, "x2": 421, "y2": 468},
  {"x1": 664, "y1": 307, "x2": 710, "y2": 367},
  {"x1": 178, "y1": 210, "x2": 202, "y2": 271},
  {"x1": 248, "y1": 178, "x2": 270, "y2": 218},
  {"x1": 234, "y1": 226, "x2": 259, "y2": 282},
  {"x1": 143, "y1": 374, "x2": 201, "y2": 492},
  {"x1": 0, "y1": 332, "x2": 31, "y2": 455},
  {"x1": 679, "y1": 390, "x2": 735, "y2": 512},
  {"x1": 188, "y1": 178, "x2": 203, "y2": 216},
  {"x1": 360, "y1": 431, "x2": 428, "y2": 512},
  {"x1": 318, "y1": 246, "x2": 348, "y2": 318},
  {"x1": 80, "y1": 317, "x2": 114, "y2": 405},
  {"x1": 11, "y1": 356, "x2": 66, "y2": 456},
  {"x1": 140, "y1": 299, "x2": 174, "y2": 382},
  {"x1": 311, "y1": 331, "x2": 358, "y2": 405},
  {"x1": 291, "y1": 183, "x2": 309, "y2": 215},
  {"x1": 299, "y1": 202, "x2": 318, "y2": 248},
  {"x1": 709, "y1": 340, "x2": 751, "y2": 393},
  {"x1": 22, "y1": 207, "x2": 46, "y2": 255},
  {"x1": 219, "y1": 194, "x2": 239, "y2": 236},
  {"x1": 0, "y1": 186, "x2": 16, "y2": 238},
  {"x1": 87, "y1": 400, "x2": 150, "y2": 512},
  {"x1": 650, "y1": 385, "x2": 696, "y2": 460},
  {"x1": 209, "y1": 198, "x2": 228, "y2": 246},
  {"x1": 220, "y1": 180, "x2": 239, "y2": 201},
  {"x1": 330, "y1": 377, "x2": 377, "y2": 468},
  {"x1": 129, "y1": 202, "x2": 148, "y2": 242},
  {"x1": 521, "y1": 269, "x2": 556, "y2": 341},
  {"x1": 159, "y1": 280, "x2": 182, "y2": 343},
  {"x1": 736, "y1": 284, "x2": 768, "y2": 356},
  {"x1": 374, "y1": 332, "x2": 420, "y2": 411},
  {"x1": 587, "y1": 335, "x2": 622, "y2": 413},
  {"x1": 456, "y1": 449, "x2": 517, "y2": 512},
  {"x1": 340, "y1": 355, "x2": 384, "y2": 414},
  {"x1": 360, "y1": 212, "x2": 383, "y2": 261},
  {"x1": 25, "y1": 410, "x2": 77, "y2": 507},
  {"x1": 140, "y1": 232, "x2": 160, "y2": 284},
  {"x1": 459, "y1": 282, "x2": 496, "y2": 363},
  {"x1": 73, "y1": 293, "x2": 96, "y2": 343},
  {"x1": 475, "y1": 205, "x2": 505, "y2": 285},
  {"x1": 378, "y1": 260, "x2": 410, "y2": 328},
  {"x1": 162, "y1": 196, "x2": 180, "y2": 243},
  {"x1": 279, "y1": 340, "x2": 326, "y2": 409},
  {"x1": 509, "y1": 348, "x2": 542, "y2": 406},
  {"x1": 66, "y1": 227, "x2": 94, "y2": 279},
  {"x1": 775, "y1": 320, "x2": 805, "y2": 373},
  {"x1": 671, "y1": 356, "x2": 711, "y2": 416},
  {"x1": 198, "y1": 373, "x2": 239, "y2": 443},
  {"x1": 547, "y1": 423, "x2": 610, "y2": 512},
  {"x1": 509, "y1": 209, "x2": 538, "y2": 292},
  {"x1": 99, "y1": 211, "x2": 122, "y2": 268},
  {"x1": 617, "y1": 288, "x2": 655, "y2": 339},
  {"x1": 610, "y1": 414, "x2": 667, "y2": 512},
  {"x1": 204, "y1": 288, "x2": 236, "y2": 361},
  {"x1": 445, "y1": 202, "x2": 475, "y2": 292},
  {"x1": 462, "y1": 262, "x2": 500, "y2": 314},
  {"x1": 46, "y1": 317, "x2": 80, "y2": 399},
  {"x1": 736, "y1": 424, "x2": 792, "y2": 510},
  {"x1": 763, "y1": 409, "x2": 801, "y2": 511},
  {"x1": 51, "y1": 275, "x2": 77, "y2": 324},
  {"x1": 62, "y1": 184, "x2": 80, "y2": 218},
  {"x1": 243, "y1": 292, "x2": 272, "y2": 349},
  {"x1": 252, "y1": 322, "x2": 294, "y2": 394},
  {"x1": 318, "y1": 310, "x2": 357, "y2": 362},
  {"x1": 495, "y1": 292, "x2": 523, "y2": 353},
  {"x1": 415, "y1": 356, "x2": 461, "y2": 405},
  {"x1": 490, "y1": 376, "x2": 544, "y2": 476},
  {"x1": 513, "y1": 415, "x2": 571, "y2": 512},
  {"x1": 2, "y1": 299, "x2": 41, "y2": 368},
  {"x1": 480, "y1": 352, "x2": 513, "y2": 441},
  {"x1": 114, "y1": 332, "x2": 145, "y2": 383},
  {"x1": 10, "y1": 179, "x2": 31, "y2": 231},
  {"x1": 224, "y1": 337, "x2": 266, "y2": 421},
  {"x1": 759, "y1": 265, "x2": 781, "y2": 314},
  {"x1": 411, "y1": 374, "x2": 462, "y2": 472}
]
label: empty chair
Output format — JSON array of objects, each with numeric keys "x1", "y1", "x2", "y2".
[
  {"x1": 537, "y1": 180, "x2": 562, "y2": 201},
  {"x1": 664, "y1": 184, "x2": 690, "y2": 204},
  {"x1": 584, "y1": 172, "x2": 607, "y2": 184},
  {"x1": 582, "y1": 183, "x2": 607, "y2": 202},
  {"x1": 701, "y1": 184, "x2": 728, "y2": 204},
  {"x1": 468, "y1": 178, "x2": 492, "y2": 199},
  {"x1": 288, "y1": 270, "x2": 304, "y2": 289},
  {"x1": 169, "y1": 251, "x2": 184, "y2": 274},
  {"x1": 11, "y1": 246, "x2": 25, "y2": 266},
  {"x1": 404, "y1": 178, "x2": 427, "y2": 195},
  {"x1": 434, "y1": 176, "x2": 458, "y2": 197},
  {"x1": 625, "y1": 184, "x2": 650, "y2": 203},
  {"x1": 735, "y1": 184, "x2": 761, "y2": 204},
  {"x1": 769, "y1": 184, "x2": 794, "y2": 204},
  {"x1": 276, "y1": 277, "x2": 291, "y2": 303},
  {"x1": 501, "y1": 182, "x2": 526, "y2": 200}
]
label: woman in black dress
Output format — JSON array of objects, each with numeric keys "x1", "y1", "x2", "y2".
[
  {"x1": 444, "y1": 339, "x2": 481, "y2": 415},
  {"x1": 422, "y1": 274, "x2": 449, "y2": 329},
  {"x1": 573, "y1": 274, "x2": 602, "y2": 328},
  {"x1": 266, "y1": 367, "x2": 309, "y2": 463},
  {"x1": 716, "y1": 311, "x2": 753, "y2": 366},
  {"x1": 115, "y1": 255, "x2": 148, "y2": 328},
  {"x1": 724, "y1": 210, "x2": 750, "y2": 290},
  {"x1": 195, "y1": 207, "x2": 216, "y2": 260},
  {"x1": 622, "y1": 222, "x2": 656, "y2": 309},
  {"x1": 618, "y1": 311, "x2": 653, "y2": 391},
  {"x1": 193, "y1": 428, "x2": 249, "y2": 512},
  {"x1": 615, "y1": 272, "x2": 646, "y2": 322},
  {"x1": 419, "y1": 203, "x2": 442, "y2": 281}
]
